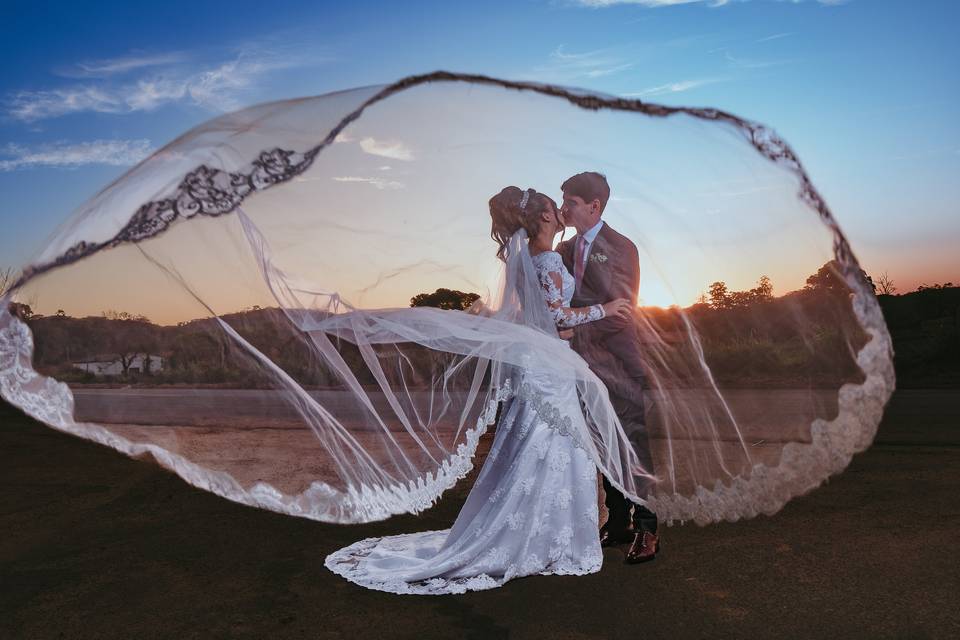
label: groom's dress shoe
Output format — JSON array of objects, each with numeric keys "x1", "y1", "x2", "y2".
[
  {"x1": 625, "y1": 530, "x2": 659, "y2": 564},
  {"x1": 599, "y1": 524, "x2": 633, "y2": 548}
]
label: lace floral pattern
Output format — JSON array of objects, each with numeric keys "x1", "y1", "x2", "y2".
[
  {"x1": 324, "y1": 367, "x2": 603, "y2": 595},
  {"x1": 0, "y1": 306, "x2": 515, "y2": 526},
  {"x1": 532, "y1": 251, "x2": 604, "y2": 328},
  {"x1": 0, "y1": 311, "x2": 75, "y2": 428},
  {"x1": 516, "y1": 380, "x2": 587, "y2": 451},
  {"x1": 19, "y1": 149, "x2": 321, "y2": 285},
  {"x1": 3, "y1": 72, "x2": 895, "y2": 554},
  {"x1": 645, "y1": 304, "x2": 895, "y2": 526}
]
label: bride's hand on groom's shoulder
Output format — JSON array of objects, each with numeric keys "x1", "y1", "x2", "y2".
[{"x1": 558, "y1": 328, "x2": 575, "y2": 340}]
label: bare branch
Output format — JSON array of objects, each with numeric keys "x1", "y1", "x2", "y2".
[
  {"x1": 0, "y1": 266, "x2": 17, "y2": 296},
  {"x1": 875, "y1": 271, "x2": 897, "y2": 295}
]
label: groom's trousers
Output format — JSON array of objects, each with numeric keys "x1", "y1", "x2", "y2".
[
  {"x1": 570, "y1": 323, "x2": 658, "y2": 534},
  {"x1": 603, "y1": 380, "x2": 658, "y2": 534}
]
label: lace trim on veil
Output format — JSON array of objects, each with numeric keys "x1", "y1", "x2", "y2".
[
  {"x1": 11, "y1": 71, "x2": 877, "y2": 297},
  {"x1": 0, "y1": 306, "x2": 510, "y2": 524},
  {"x1": 2, "y1": 72, "x2": 896, "y2": 527},
  {"x1": 646, "y1": 289, "x2": 895, "y2": 525}
]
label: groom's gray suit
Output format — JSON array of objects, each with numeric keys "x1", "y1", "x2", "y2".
[{"x1": 557, "y1": 222, "x2": 657, "y2": 530}]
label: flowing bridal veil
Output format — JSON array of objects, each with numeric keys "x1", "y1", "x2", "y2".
[{"x1": 0, "y1": 72, "x2": 894, "y2": 526}]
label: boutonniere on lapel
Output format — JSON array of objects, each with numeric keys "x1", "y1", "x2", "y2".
[{"x1": 589, "y1": 253, "x2": 608, "y2": 264}]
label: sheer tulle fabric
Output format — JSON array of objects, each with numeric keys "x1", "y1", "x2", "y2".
[
  {"x1": 0, "y1": 74, "x2": 894, "y2": 527},
  {"x1": 325, "y1": 356, "x2": 604, "y2": 595}
]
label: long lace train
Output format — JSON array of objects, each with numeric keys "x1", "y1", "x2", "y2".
[{"x1": 324, "y1": 373, "x2": 602, "y2": 595}]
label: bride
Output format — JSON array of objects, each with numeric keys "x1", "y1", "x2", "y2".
[{"x1": 325, "y1": 186, "x2": 634, "y2": 595}]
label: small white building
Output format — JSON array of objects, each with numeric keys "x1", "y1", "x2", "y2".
[{"x1": 72, "y1": 354, "x2": 164, "y2": 376}]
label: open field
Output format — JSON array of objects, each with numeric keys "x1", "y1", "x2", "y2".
[
  {"x1": 70, "y1": 387, "x2": 837, "y2": 442},
  {"x1": 1, "y1": 390, "x2": 959, "y2": 639},
  {"x1": 67, "y1": 386, "x2": 838, "y2": 494}
]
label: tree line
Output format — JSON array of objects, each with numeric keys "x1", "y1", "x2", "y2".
[{"x1": 5, "y1": 262, "x2": 958, "y2": 388}]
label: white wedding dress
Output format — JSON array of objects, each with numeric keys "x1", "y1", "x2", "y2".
[{"x1": 325, "y1": 251, "x2": 607, "y2": 595}]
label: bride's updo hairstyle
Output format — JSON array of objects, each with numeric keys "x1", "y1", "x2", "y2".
[{"x1": 489, "y1": 186, "x2": 550, "y2": 261}]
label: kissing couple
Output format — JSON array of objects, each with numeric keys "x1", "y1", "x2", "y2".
[{"x1": 326, "y1": 172, "x2": 658, "y2": 595}]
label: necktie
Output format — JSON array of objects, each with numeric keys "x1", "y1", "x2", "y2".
[{"x1": 574, "y1": 235, "x2": 587, "y2": 288}]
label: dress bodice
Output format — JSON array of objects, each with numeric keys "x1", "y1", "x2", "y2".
[
  {"x1": 532, "y1": 251, "x2": 575, "y2": 307},
  {"x1": 530, "y1": 250, "x2": 602, "y2": 328}
]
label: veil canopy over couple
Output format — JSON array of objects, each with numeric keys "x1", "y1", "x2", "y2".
[
  {"x1": 325, "y1": 173, "x2": 664, "y2": 594},
  {"x1": 0, "y1": 74, "x2": 894, "y2": 597}
]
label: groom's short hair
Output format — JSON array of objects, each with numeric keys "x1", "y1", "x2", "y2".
[{"x1": 561, "y1": 172, "x2": 611, "y2": 214}]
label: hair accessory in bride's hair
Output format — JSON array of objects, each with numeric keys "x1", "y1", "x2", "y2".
[{"x1": 519, "y1": 189, "x2": 530, "y2": 211}]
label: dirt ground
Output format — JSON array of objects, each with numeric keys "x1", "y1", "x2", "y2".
[{"x1": 1, "y1": 390, "x2": 958, "y2": 639}]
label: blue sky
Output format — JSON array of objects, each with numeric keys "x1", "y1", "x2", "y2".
[{"x1": 2, "y1": 0, "x2": 958, "y2": 292}]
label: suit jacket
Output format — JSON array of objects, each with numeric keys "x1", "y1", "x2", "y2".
[{"x1": 556, "y1": 222, "x2": 647, "y2": 396}]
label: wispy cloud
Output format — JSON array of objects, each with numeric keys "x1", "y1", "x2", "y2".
[
  {"x1": 7, "y1": 87, "x2": 123, "y2": 121},
  {"x1": 586, "y1": 62, "x2": 635, "y2": 77},
  {"x1": 707, "y1": 31, "x2": 793, "y2": 57},
  {"x1": 0, "y1": 139, "x2": 153, "y2": 171},
  {"x1": 359, "y1": 137, "x2": 414, "y2": 161},
  {"x1": 182, "y1": 56, "x2": 293, "y2": 111},
  {"x1": 756, "y1": 32, "x2": 793, "y2": 43},
  {"x1": 531, "y1": 45, "x2": 636, "y2": 81},
  {"x1": 57, "y1": 52, "x2": 188, "y2": 78},
  {"x1": 624, "y1": 77, "x2": 728, "y2": 97},
  {"x1": 331, "y1": 176, "x2": 406, "y2": 190},
  {"x1": 7, "y1": 49, "x2": 315, "y2": 122}
]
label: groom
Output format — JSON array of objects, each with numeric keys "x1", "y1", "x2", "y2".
[{"x1": 556, "y1": 172, "x2": 659, "y2": 564}]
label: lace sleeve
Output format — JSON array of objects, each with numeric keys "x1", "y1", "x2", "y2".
[{"x1": 536, "y1": 255, "x2": 605, "y2": 328}]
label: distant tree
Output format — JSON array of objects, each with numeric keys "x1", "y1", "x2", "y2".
[
  {"x1": 9, "y1": 302, "x2": 33, "y2": 321},
  {"x1": 0, "y1": 267, "x2": 15, "y2": 296},
  {"x1": 727, "y1": 290, "x2": 751, "y2": 308},
  {"x1": 100, "y1": 314, "x2": 157, "y2": 375},
  {"x1": 103, "y1": 309, "x2": 128, "y2": 321},
  {"x1": 3, "y1": 268, "x2": 34, "y2": 320},
  {"x1": 170, "y1": 331, "x2": 224, "y2": 372},
  {"x1": 101, "y1": 309, "x2": 151, "y2": 323},
  {"x1": 708, "y1": 277, "x2": 772, "y2": 310},
  {"x1": 804, "y1": 261, "x2": 847, "y2": 294},
  {"x1": 754, "y1": 275, "x2": 773, "y2": 301},
  {"x1": 805, "y1": 260, "x2": 875, "y2": 296},
  {"x1": 410, "y1": 288, "x2": 481, "y2": 311},
  {"x1": 708, "y1": 282, "x2": 730, "y2": 310},
  {"x1": 874, "y1": 271, "x2": 897, "y2": 295},
  {"x1": 917, "y1": 282, "x2": 955, "y2": 292}
]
